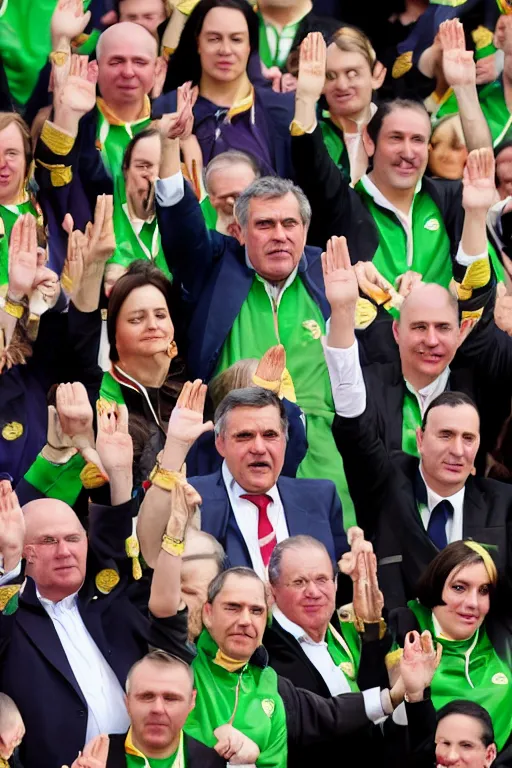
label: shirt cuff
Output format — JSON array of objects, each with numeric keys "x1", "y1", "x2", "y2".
[
  {"x1": 155, "y1": 173, "x2": 185, "y2": 207},
  {"x1": 41, "y1": 120, "x2": 76, "y2": 154},
  {"x1": 0, "y1": 561, "x2": 22, "y2": 584},
  {"x1": 455, "y1": 243, "x2": 488, "y2": 266},
  {"x1": 391, "y1": 701, "x2": 408, "y2": 726},
  {"x1": 322, "y1": 339, "x2": 367, "y2": 418},
  {"x1": 290, "y1": 118, "x2": 317, "y2": 136},
  {"x1": 362, "y1": 687, "x2": 387, "y2": 723}
]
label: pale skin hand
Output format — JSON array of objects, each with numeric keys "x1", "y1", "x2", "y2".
[
  {"x1": 254, "y1": 344, "x2": 286, "y2": 383},
  {"x1": 8, "y1": 214, "x2": 38, "y2": 300},
  {"x1": 0, "y1": 480, "x2": 25, "y2": 572},
  {"x1": 475, "y1": 54, "x2": 497, "y2": 86},
  {"x1": 162, "y1": 380, "x2": 214, "y2": 466},
  {"x1": 353, "y1": 262, "x2": 393, "y2": 303},
  {"x1": 395, "y1": 270, "x2": 423, "y2": 298},
  {"x1": 295, "y1": 32, "x2": 326, "y2": 129},
  {"x1": 339, "y1": 528, "x2": 384, "y2": 623},
  {"x1": 439, "y1": 18, "x2": 476, "y2": 88},
  {"x1": 56, "y1": 381, "x2": 96, "y2": 455},
  {"x1": 213, "y1": 725, "x2": 261, "y2": 764},
  {"x1": 63, "y1": 734, "x2": 110, "y2": 768},
  {"x1": 95, "y1": 403, "x2": 133, "y2": 505},
  {"x1": 399, "y1": 630, "x2": 442, "y2": 703},
  {"x1": 0, "y1": 716, "x2": 25, "y2": 760},
  {"x1": 53, "y1": 54, "x2": 98, "y2": 136},
  {"x1": 51, "y1": 0, "x2": 91, "y2": 50},
  {"x1": 462, "y1": 147, "x2": 496, "y2": 213},
  {"x1": 31, "y1": 250, "x2": 60, "y2": 313},
  {"x1": 323, "y1": 236, "x2": 359, "y2": 350}
]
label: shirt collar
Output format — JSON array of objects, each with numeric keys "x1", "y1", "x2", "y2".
[
  {"x1": 36, "y1": 587, "x2": 79, "y2": 611},
  {"x1": 221, "y1": 460, "x2": 280, "y2": 506},
  {"x1": 359, "y1": 173, "x2": 422, "y2": 217},
  {"x1": 404, "y1": 366, "x2": 451, "y2": 412},
  {"x1": 245, "y1": 247, "x2": 299, "y2": 301},
  {"x1": 272, "y1": 605, "x2": 325, "y2": 645},
  {"x1": 419, "y1": 464, "x2": 466, "y2": 513},
  {"x1": 96, "y1": 95, "x2": 151, "y2": 126}
]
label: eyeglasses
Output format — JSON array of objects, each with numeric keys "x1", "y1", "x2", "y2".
[{"x1": 284, "y1": 576, "x2": 335, "y2": 592}]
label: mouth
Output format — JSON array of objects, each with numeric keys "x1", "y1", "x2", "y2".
[
  {"x1": 266, "y1": 249, "x2": 291, "y2": 257},
  {"x1": 141, "y1": 335, "x2": 165, "y2": 341},
  {"x1": 248, "y1": 461, "x2": 271, "y2": 472},
  {"x1": 393, "y1": 160, "x2": 417, "y2": 175},
  {"x1": 417, "y1": 351, "x2": 444, "y2": 364},
  {"x1": 442, "y1": 462, "x2": 464, "y2": 473},
  {"x1": 457, "y1": 612, "x2": 478, "y2": 623},
  {"x1": 216, "y1": 60, "x2": 234, "y2": 69}
]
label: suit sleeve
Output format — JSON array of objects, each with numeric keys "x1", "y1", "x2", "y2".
[
  {"x1": 147, "y1": 609, "x2": 197, "y2": 665},
  {"x1": 327, "y1": 481, "x2": 349, "y2": 560},
  {"x1": 278, "y1": 674, "x2": 368, "y2": 745},
  {"x1": 357, "y1": 624, "x2": 394, "y2": 692},
  {"x1": 405, "y1": 698, "x2": 438, "y2": 768},
  {"x1": 455, "y1": 299, "x2": 512, "y2": 386},
  {"x1": 88, "y1": 496, "x2": 140, "y2": 577}
]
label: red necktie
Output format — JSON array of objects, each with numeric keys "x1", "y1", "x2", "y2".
[{"x1": 241, "y1": 494, "x2": 276, "y2": 566}]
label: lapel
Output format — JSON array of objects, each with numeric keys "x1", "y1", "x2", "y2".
[
  {"x1": 17, "y1": 579, "x2": 86, "y2": 705},
  {"x1": 277, "y1": 478, "x2": 311, "y2": 537},
  {"x1": 197, "y1": 472, "x2": 252, "y2": 568},
  {"x1": 399, "y1": 457, "x2": 439, "y2": 560},
  {"x1": 299, "y1": 248, "x2": 331, "y2": 321},
  {"x1": 76, "y1": 580, "x2": 110, "y2": 662},
  {"x1": 266, "y1": 619, "x2": 331, "y2": 697},
  {"x1": 462, "y1": 478, "x2": 488, "y2": 534}
]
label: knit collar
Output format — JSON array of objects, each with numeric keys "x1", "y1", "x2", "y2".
[{"x1": 96, "y1": 96, "x2": 151, "y2": 127}]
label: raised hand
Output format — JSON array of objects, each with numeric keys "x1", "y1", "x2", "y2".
[
  {"x1": 166, "y1": 380, "x2": 214, "y2": 448},
  {"x1": 400, "y1": 630, "x2": 442, "y2": 703},
  {"x1": 8, "y1": 214, "x2": 38, "y2": 300},
  {"x1": 159, "y1": 82, "x2": 197, "y2": 142},
  {"x1": 340, "y1": 528, "x2": 384, "y2": 623},
  {"x1": 439, "y1": 19, "x2": 475, "y2": 88},
  {"x1": 462, "y1": 147, "x2": 496, "y2": 213},
  {"x1": 53, "y1": 53, "x2": 98, "y2": 123},
  {"x1": 321, "y1": 236, "x2": 358, "y2": 311},
  {"x1": 396, "y1": 270, "x2": 423, "y2": 298},
  {"x1": 52, "y1": 0, "x2": 91, "y2": 47},
  {"x1": 353, "y1": 261, "x2": 394, "y2": 304},
  {"x1": 65, "y1": 734, "x2": 110, "y2": 768},
  {"x1": 213, "y1": 725, "x2": 260, "y2": 765},
  {"x1": 475, "y1": 54, "x2": 498, "y2": 85},
  {"x1": 165, "y1": 480, "x2": 202, "y2": 540},
  {"x1": 56, "y1": 382, "x2": 95, "y2": 452},
  {"x1": 31, "y1": 250, "x2": 60, "y2": 314},
  {"x1": 338, "y1": 526, "x2": 373, "y2": 581},
  {"x1": 297, "y1": 32, "x2": 326, "y2": 104},
  {"x1": 95, "y1": 401, "x2": 133, "y2": 480},
  {"x1": 254, "y1": 345, "x2": 286, "y2": 385},
  {"x1": 67, "y1": 194, "x2": 115, "y2": 275},
  {"x1": 0, "y1": 480, "x2": 25, "y2": 572}
]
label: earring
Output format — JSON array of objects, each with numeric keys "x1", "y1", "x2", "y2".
[{"x1": 167, "y1": 340, "x2": 178, "y2": 359}]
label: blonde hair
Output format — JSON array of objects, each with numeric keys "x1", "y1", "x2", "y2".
[
  {"x1": 329, "y1": 26, "x2": 377, "y2": 71},
  {"x1": 209, "y1": 359, "x2": 258, "y2": 410}
]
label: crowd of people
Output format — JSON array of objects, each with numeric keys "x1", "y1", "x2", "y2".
[{"x1": 2, "y1": 0, "x2": 512, "y2": 766}]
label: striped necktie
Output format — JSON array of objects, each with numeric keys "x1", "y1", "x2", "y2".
[{"x1": 241, "y1": 494, "x2": 276, "y2": 566}]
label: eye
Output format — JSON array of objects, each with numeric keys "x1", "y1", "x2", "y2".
[
  {"x1": 452, "y1": 583, "x2": 464, "y2": 592},
  {"x1": 325, "y1": 71, "x2": 336, "y2": 81},
  {"x1": 479, "y1": 584, "x2": 490, "y2": 595}
]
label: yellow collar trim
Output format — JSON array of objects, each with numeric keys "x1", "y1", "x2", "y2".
[
  {"x1": 125, "y1": 727, "x2": 184, "y2": 765},
  {"x1": 96, "y1": 95, "x2": 151, "y2": 126},
  {"x1": 227, "y1": 84, "x2": 254, "y2": 121},
  {"x1": 213, "y1": 648, "x2": 249, "y2": 672}
]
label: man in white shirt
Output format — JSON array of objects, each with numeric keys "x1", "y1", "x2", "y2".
[{"x1": 320, "y1": 235, "x2": 512, "y2": 610}]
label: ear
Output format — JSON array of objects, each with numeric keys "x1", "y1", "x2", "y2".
[
  {"x1": 486, "y1": 744, "x2": 497, "y2": 766},
  {"x1": 23, "y1": 544, "x2": 35, "y2": 564},
  {"x1": 372, "y1": 61, "x2": 386, "y2": 90},
  {"x1": 202, "y1": 601, "x2": 213, "y2": 630},
  {"x1": 227, "y1": 220, "x2": 243, "y2": 243},
  {"x1": 190, "y1": 689, "x2": 197, "y2": 710},
  {"x1": 152, "y1": 57, "x2": 168, "y2": 99},
  {"x1": 235, "y1": 218, "x2": 246, "y2": 246},
  {"x1": 392, "y1": 318, "x2": 400, "y2": 345},
  {"x1": 362, "y1": 125, "x2": 375, "y2": 160},
  {"x1": 215, "y1": 433, "x2": 226, "y2": 458},
  {"x1": 415, "y1": 426, "x2": 424, "y2": 454},
  {"x1": 457, "y1": 316, "x2": 476, "y2": 346}
]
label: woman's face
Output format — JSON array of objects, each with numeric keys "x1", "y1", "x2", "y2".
[
  {"x1": 433, "y1": 562, "x2": 491, "y2": 641},
  {"x1": 324, "y1": 45, "x2": 375, "y2": 120},
  {"x1": 429, "y1": 117, "x2": 468, "y2": 180},
  {"x1": 0, "y1": 122, "x2": 27, "y2": 205},
  {"x1": 197, "y1": 7, "x2": 250, "y2": 85},
  {"x1": 125, "y1": 134, "x2": 162, "y2": 219},
  {"x1": 115, "y1": 284, "x2": 174, "y2": 360}
]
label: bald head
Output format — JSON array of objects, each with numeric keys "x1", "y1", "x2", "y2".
[
  {"x1": 22, "y1": 498, "x2": 88, "y2": 603},
  {"x1": 96, "y1": 22, "x2": 158, "y2": 61},
  {"x1": 399, "y1": 282, "x2": 459, "y2": 325}
]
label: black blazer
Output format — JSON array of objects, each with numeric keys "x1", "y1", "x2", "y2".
[
  {"x1": 333, "y1": 400, "x2": 512, "y2": 609},
  {"x1": 0, "y1": 498, "x2": 150, "y2": 768},
  {"x1": 106, "y1": 732, "x2": 225, "y2": 768}
]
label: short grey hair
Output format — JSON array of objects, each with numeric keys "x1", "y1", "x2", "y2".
[
  {"x1": 214, "y1": 386, "x2": 289, "y2": 438},
  {"x1": 207, "y1": 566, "x2": 265, "y2": 604},
  {"x1": 204, "y1": 150, "x2": 261, "y2": 195},
  {"x1": 126, "y1": 650, "x2": 194, "y2": 693},
  {"x1": 234, "y1": 177, "x2": 312, "y2": 231},
  {"x1": 268, "y1": 536, "x2": 334, "y2": 585}
]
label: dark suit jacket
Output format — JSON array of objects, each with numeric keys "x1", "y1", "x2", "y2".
[
  {"x1": 188, "y1": 469, "x2": 348, "y2": 568},
  {"x1": 0, "y1": 498, "x2": 150, "y2": 768},
  {"x1": 106, "y1": 732, "x2": 225, "y2": 768},
  {"x1": 333, "y1": 401, "x2": 512, "y2": 609},
  {"x1": 157, "y1": 183, "x2": 330, "y2": 382}
]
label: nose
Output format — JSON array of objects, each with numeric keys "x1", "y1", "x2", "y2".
[
  {"x1": 56, "y1": 539, "x2": 72, "y2": 558},
  {"x1": 336, "y1": 72, "x2": 349, "y2": 91},
  {"x1": 401, "y1": 138, "x2": 415, "y2": 159},
  {"x1": 450, "y1": 435, "x2": 464, "y2": 457},
  {"x1": 425, "y1": 325, "x2": 438, "y2": 347},
  {"x1": 218, "y1": 36, "x2": 232, "y2": 55},
  {"x1": 0, "y1": 152, "x2": 7, "y2": 169},
  {"x1": 463, "y1": 588, "x2": 479, "y2": 610},
  {"x1": 121, "y1": 60, "x2": 135, "y2": 78},
  {"x1": 237, "y1": 608, "x2": 251, "y2": 626},
  {"x1": 146, "y1": 313, "x2": 158, "y2": 329},
  {"x1": 250, "y1": 434, "x2": 266, "y2": 454},
  {"x1": 272, "y1": 223, "x2": 287, "y2": 241},
  {"x1": 150, "y1": 696, "x2": 165, "y2": 714},
  {"x1": 303, "y1": 579, "x2": 322, "y2": 598}
]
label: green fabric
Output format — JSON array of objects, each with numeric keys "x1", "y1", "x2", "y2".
[
  {"x1": 215, "y1": 272, "x2": 356, "y2": 526},
  {"x1": 97, "y1": 107, "x2": 151, "y2": 202},
  {"x1": 319, "y1": 114, "x2": 351, "y2": 181},
  {"x1": 108, "y1": 202, "x2": 171, "y2": 278},
  {"x1": 75, "y1": 28, "x2": 101, "y2": 56},
  {"x1": 402, "y1": 390, "x2": 422, "y2": 458},
  {"x1": 186, "y1": 629, "x2": 288, "y2": 768},
  {"x1": 474, "y1": 42, "x2": 497, "y2": 60},
  {"x1": 437, "y1": 81, "x2": 512, "y2": 147},
  {"x1": 200, "y1": 196, "x2": 218, "y2": 230},
  {"x1": 407, "y1": 600, "x2": 512, "y2": 750},
  {"x1": 257, "y1": 13, "x2": 299, "y2": 69},
  {"x1": 325, "y1": 623, "x2": 361, "y2": 692},
  {"x1": 100, "y1": 371, "x2": 126, "y2": 405},
  {"x1": 126, "y1": 748, "x2": 180, "y2": 768},
  {"x1": 356, "y1": 179, "x2": 453, "y2": 292},
  {"x1": 0, "y1": 201, "x2": 37, "y2": 286},
  {"x1": 0, "y1": 0, "x2": 58, "y2": 104},
  {"x1": 24, "y1": 452, "x2": 86, "y2": 506}
]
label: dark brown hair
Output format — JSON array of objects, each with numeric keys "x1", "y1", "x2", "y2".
[
  {"x1": 0, "y1": 112, "x2": 32, "y2": 175},
  {"x1": 366, "y1": 98, "x2": 430, "y2": 146},
  {"x1": 122, "y1": 126, "x2": 161, "y2": 175}
]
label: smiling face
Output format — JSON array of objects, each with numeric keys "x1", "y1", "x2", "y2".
[
  {"x1": 324, "y1": 45, "x2": 376, "y2": 121},
  {"x1": 115, "y1": 284, "x2": 174, "y2": 360},
  {"x1": 215, "y1": 404, "x2": 286, "y2": 493},
  {"x1": 97, "y1": 23, "x2": 158, "y2": 110},
  {"x1": 0, "y1": 122, "x2": 27, "y2": 205},
  {"x1": 367, "y1": 107, "x2": 430, "y2": 192},
  {"x1": 239, "y1": 192, "x2": 307, "y2": 283},
  {"x1": 416, "y1": 404, "x2": 480, "y2": 496},
  {"x1": 126, "y1": 660, "x2": 196, "y2": 757},
  {"x1": 436, "y1": 714, "x2": 496, "y2": 768},
  {"x1": 197, "y1": 7, "x2": 250, "y2": 86},
  {"x1": 429, "y1": 116, "x2": 468, "y2": 181},
  {"x1": 271, "y1": 545, "x2": 335, "y2": 640},
  {"x1": 203, "y1": 573, "x2": 267, "y2": 660},
  {"x1": 125, "y1": 133, "x2": 162, "y2": 219},
  {"x1": 23, "y1": 500, "x2": 88, "y2": 603},
  {"x1": 433, "y1": 562, "x2": 490, "y2": 641}
]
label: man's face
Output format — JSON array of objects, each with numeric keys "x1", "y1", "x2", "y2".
[
  {"x1": 215, "y1": 405, "x2": 286, "y2": 493},
  {"x1": 435, "y1": 714, "x2": 496, "y2": 767},
  {"x1": 368, "y1": 107, "x2": 430, "y2": 191},
  {"x1": 208, "y1": 162, "x2": 257, "y2": 234},
  {"x1": 97, "y1": 29, "x2": 158, "y2": 108},
  {"x1": 392, "y1": 287, "x2": 462, "y2": 384},
  {"x1": 271, "y1": 547, "x2": 335, "y2": 639},
  {"x1": 496, "y1": 146, "x2": 512, "y2": 200},
  {"x1": 125, "y1": 134, "x2": 161, "y2": 218},
  {"x1": 324, "y1": 46, "x2": 376, "y2": 120},
  {"x1": 197, "y1": 7, "x2": 250, "y2": 84},
  {"x1": 181, "y1": 558, "x2": 221, "y2": 642},
  {"x1": 126, "y1": 661, "x2": 196, "y2": 754},
  {"x1": 239, "y1": 192, "x2": 307, "y2": 283},
  {"x1": 119, "y1": 0, "x2": 167, "y2": 33},
  {"x1": 203, "y1": 574, "x2": 267, "y2": 660},
  {"x1": 23, "y1": 503, "x2": 88, "y2": 600},
  {"x1": 0, "y1": 122, "x2": 26, "y2": 205},
  {"x1": 417, "y1": 404, "x2": 480, "y2": 492}
]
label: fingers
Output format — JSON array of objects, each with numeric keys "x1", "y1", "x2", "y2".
[
  {"x1": 420, "y1": 629, "x2": 434, "y2": 656},
  {"x1": 89, "y1": 734, "x2": 109, "y2": 763},
  {"x1": 9, "y1": 215, "x2": 23, "y2": 257}
]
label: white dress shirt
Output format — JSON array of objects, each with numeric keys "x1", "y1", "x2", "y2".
[
  {"x1": 222, "y1": 462, "x2": 289, "y2": 579},
  {"x1": 37, "y1": 589, "x2": 129, "y2": 741},
  {"x1": 272, "y1": 607, "x2": 389, "y2": 722},
  {"x1": 419, "y1": 466, "x2": 465, "y2": 544}
]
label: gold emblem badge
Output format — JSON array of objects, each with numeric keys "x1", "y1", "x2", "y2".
[
  {"x1": 302, "y1": 320, "x2": 322, "y2": 339},
  {"x1": 424, "y1": 218, "x2": 440, "y2": 231},
  {"x1": 392, "y1": 51, "x2": 413, "y2": 79},
  {"x1": 132, "y1": 557, "x2": 143, "y2": 581},
  {"x1": 340, "y1": 662, "x2": 355, "y2": 679},
  {"x1": 261, "y1": 699, "x2": 275, "y2": 718},
  {"x1": 2, "y1": 422, "x2": 23, "y2": 441},
  {"x1": 354, "y1": 298, "x2": 377, "y2": 330},
  {"x1": 492, "y1": 672, "x2": 508, "y2": 685},
  {"x1": 95, "y1": 569, "x2": 120, "y2": 595},
  {"x1": 0, "y1": 585, "x2": 20, "y2": 611},
  {"x1": 125, "y1": 534, "x2": 140, "y2": 559},
  {"x1": 472, "y1": 25, "x2": 494, "y2": 50}
]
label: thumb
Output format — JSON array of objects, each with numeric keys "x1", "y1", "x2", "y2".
[
  {"x1": 200, "y1": 420, "x2": 214, "y2": 435},
  {"x1": 62, "y1": 213, "x2": 74, "y2": 235}
]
